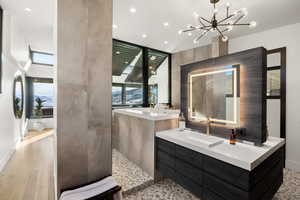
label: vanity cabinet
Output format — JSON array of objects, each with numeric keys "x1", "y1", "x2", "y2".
[{"x1": 156, "y1": 137, "x2": 284, "y2": 200}]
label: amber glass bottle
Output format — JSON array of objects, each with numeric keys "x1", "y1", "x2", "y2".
[{"x1": 230, "y1": 129, "x2": 236, "y2": 145}]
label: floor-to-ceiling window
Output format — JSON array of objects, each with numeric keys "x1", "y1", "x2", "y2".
[
  {"x1": 112, "y1": 40, "x2": 144, "y2": 106},
  {"x1": 147, "y1": 49, "x2": 170, "y2": 105},
  {"x1": 112, "y1": 40, "x2": 171, "y2": 107},
  {"x1": 26, "y1": 77, "x2": 54, "y2": 118}
]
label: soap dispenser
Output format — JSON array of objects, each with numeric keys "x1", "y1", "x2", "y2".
[{"x1": 179, "y1": 112, "x2": 186, "y2": 131}]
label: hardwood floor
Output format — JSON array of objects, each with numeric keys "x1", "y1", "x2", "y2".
[
  {"x1": 0, "y1": 132, "x2": 55, "y2": 200},
  {"x1": 24, "y1": 128, "x2": 54, "y2": 140}
]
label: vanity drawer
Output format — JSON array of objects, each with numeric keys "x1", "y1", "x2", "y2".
[
  {"x1": 156, "y1": 138, "x2": 175, "y2": 156},
  {"x1": 157, "y1": 150, "x2": 175, "y2": 168},
  {"x1": 202, "y1": 189, "x2": 225, "y2": 200},
  {"x1": 175, "y1": 172, "x2": 202, "y2": 198},
  {"x1": 175, "y1": 145, "x2": 203, "y2": 168},
  {"x1": 176, "y1": 158, "x2": 203, "y2": 186},
  {"x1": 203, "y1": 173, "x2": 249, "y2": 200},
  {"x1": 203, "y1": 155, "x2": 250, "y2": 191},
  {"x1": 156, "y1": 161, "x2": 176, "y2": 180},
  {"x1": 250, "y1": 146, "x2": 284, "y2": 187}
]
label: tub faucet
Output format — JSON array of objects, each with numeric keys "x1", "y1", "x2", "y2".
[{"x1": 206, "y1": 118, "x2": 211, "y2": 136}]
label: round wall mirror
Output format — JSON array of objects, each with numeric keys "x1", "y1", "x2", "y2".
[{"x1": 13, "y1": 75, "x2": 24, "y2": 119}]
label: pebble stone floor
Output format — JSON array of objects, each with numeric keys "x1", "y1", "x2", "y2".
[{"x1": 112, "y1": 149, "x2": 154, "y2": 195}]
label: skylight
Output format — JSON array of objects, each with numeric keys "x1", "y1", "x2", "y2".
[{"x1": 31, "y1": 51, "x2": 54, "y2": 66}]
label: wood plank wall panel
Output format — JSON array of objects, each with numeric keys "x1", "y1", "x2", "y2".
[{"x1": 181, "y1": 47, "x2": 267, "y2": 145}]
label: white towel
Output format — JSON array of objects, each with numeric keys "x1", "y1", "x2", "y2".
[{"x1": 60, "y1": 176, "x2": 120, "y2": 200}]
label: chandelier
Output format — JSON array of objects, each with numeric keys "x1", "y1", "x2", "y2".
[{"x1": 178, "y1": 0, "x2": 257, "y2": 43}]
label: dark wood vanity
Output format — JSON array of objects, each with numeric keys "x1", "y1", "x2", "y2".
[
  {"x1": 156, "y1": 136, "x2": 284, "y2": 200},
  {"x1": 156, "y1": 47, "x2": 285, "y2": 200}
]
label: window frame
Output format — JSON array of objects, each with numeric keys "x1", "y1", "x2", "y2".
[
  {"x1": 26, "y1": 77, "x2": 54, "y2": 119},
  {"x1": 0, "y1": 7, "x2": 3, "y2": 94},
  {"x1": 266, "y1": 66, "x2": 281, "y2": 99},
  {"x1": 112, "y1": 83, "x2": 144, "y2": 107},
  {"x1": 30, "y1": 48, "x2": 54, "y2": 66},
  {"x1": 112, "y1": 39, "x2": 172, "y2": 108},
  {"x1": 266, "y1": 48, "x2": 287, "y2": 139}
]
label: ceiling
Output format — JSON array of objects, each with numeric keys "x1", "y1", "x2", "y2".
[
  {"x1": 113, "y1": 0, "x2": 300, "y2": 53},
  {"x1": 1, "y1": 0, "x2": 300, "y2": 55},
  {"x1": 0, "y1": 0, "x2": 54, "y2": 53}
]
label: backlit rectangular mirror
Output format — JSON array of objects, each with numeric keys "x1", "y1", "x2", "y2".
[{"x1": 188, "y1": 65, "x2": 240, "y2": 125}]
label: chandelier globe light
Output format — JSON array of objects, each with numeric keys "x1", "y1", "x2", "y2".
[{"x1": 179, "y1": 0, "x2": 257, "y2": 44}]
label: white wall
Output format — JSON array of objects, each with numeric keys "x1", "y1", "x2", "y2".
[
  {"x1": 229, "y1": 22, "x2": 300, "y2": 172},
  {"x1": 26, "y1": 63, "x2": 54, "y2": 78},
  {"x1": 157, "y1": 58, "x2": 169, "y2": 104},
  {"x1": 148, "y1": 58, "x2": 169, "y2": 104},
  {"x1": 0, "y1": 11, "x2": 27, "y2": 171}
]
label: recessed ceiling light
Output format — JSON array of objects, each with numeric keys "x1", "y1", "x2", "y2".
[
  {"x1": 249, "y1": 21, "x2": 257, "y2": 28},
  {"x1": 130, "y1": 8, "x2": 136, "y2": 13},
  {"x1": 24, "y1": 8, "x2": 32, "y2": 12},
  {"x1": 164, "y1": 41, "x2": 168, "y2": 45},
  {"x1": 116, "y1": 51, "x2": 120, "y2": 55},
  {"x1": 188, "y1": 32, "x2": 193, "y2": 36},
  {"x1": 178, "y1": 30, "x2": 183, "y2": 35},
  {"x1": 112, "y1": 24, "x2": 118, "y2": 29},
  {"x1": 163, "y1": 22, "x2": 169, "y2": 27},
  {"x1": 142, "y1": 34, "x2": 147, "y2": 38}
]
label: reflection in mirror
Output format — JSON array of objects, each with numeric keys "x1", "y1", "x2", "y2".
[
  {"x1": 13, "y1": 76, "x2": 24, "y2": 119},
  {"x1": 188, "y1": 65, "x2": 240, "y2": 126},
  {"x1": 267, "y1": 69, "x2": 280, "y2": 97},
  {"x1": 112, "y1": 40, "x2": 143, "y2": 106},
  {"x1": 148, "y1": 49, "x2": 170, "y2": 105}
]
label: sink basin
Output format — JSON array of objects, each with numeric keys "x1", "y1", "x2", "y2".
[
  {"x1": 124, "y1": 109, "x2": 144, "y2": 114},
  {"x1": 179, "y1": 131, "x2": 224, "y2": 148}
]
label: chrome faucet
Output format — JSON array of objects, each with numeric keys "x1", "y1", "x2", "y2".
[{"x1": 200, "y1": 117, "x2": 211, "y2": 135}]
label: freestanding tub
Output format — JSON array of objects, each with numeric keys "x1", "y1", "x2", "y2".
[{"x1": 112, "y1": 108, "x2": 179, "y2": 179}]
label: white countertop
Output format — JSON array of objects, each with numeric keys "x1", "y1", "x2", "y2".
[
  {"x1": 113, "y1": 108, "x2": 180, "y2": 121},
  {"x1": 156, "y1": 129, "x2": 285, "y2": 171}
]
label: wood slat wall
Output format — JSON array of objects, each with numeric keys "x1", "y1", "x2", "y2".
[{"x1": 181, "y1": 47, "x2": 267, "y2": 145}]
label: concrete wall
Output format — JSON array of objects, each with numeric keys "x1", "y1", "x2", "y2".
[
  {"x1": 0, "y1": 11, "x2": 27, "y2": 172},
  {"x1": 171, "y1": 45, "x2": 212, "y2": 108},
  {"x1": 229, "y1": 22, "x2": 300, "y2": 171},
  {"x1": 56, "y1": 0, "x2": 113, "y2": 195}
]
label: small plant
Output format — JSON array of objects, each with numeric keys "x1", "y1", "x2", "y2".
[
  {"x1": 15, "y1": 97, "x2": 22, "y2": 118},
  {"x1": 35, "y1": 97, "x2": 47, "y2": 117}
]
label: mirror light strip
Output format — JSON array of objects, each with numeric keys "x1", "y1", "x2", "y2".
[{"x1": 189, "y1": 67, "x2": 238, "y2": 125}]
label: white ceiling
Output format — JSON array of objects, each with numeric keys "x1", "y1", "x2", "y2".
[
  {"x1": 1, "y1": 0, "x2": 300, "y2": 54},
  {"x1": 113, "y1": 0, "x2": 300, "y2": 53},
  {"x1": 0, "y1": 0, "x2": 54, "y2": 53}
]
